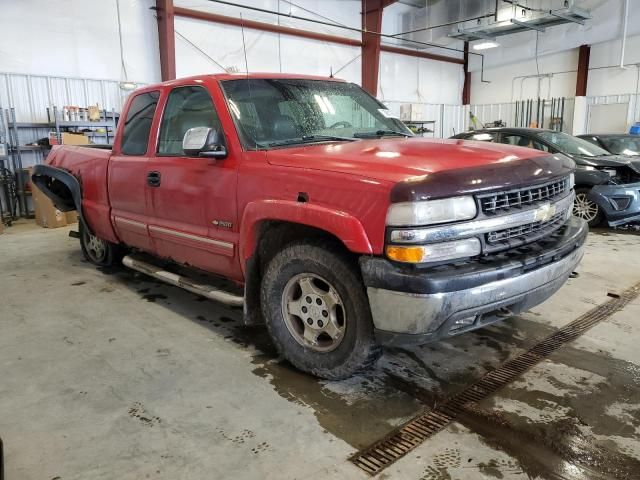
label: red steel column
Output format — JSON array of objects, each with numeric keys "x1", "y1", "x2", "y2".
[
  {"x1": 462, "y1": 41, "x2": 471, "y2": 104},
  {"x1": 575, "y1": 44, "x2": 590, "y2": 97},
  {"x1": 361, "y1": 0, "x2": 384, "y2": 95},
  {"x1": 156, "y1": 0, "x2": 176, "y2": 81}
]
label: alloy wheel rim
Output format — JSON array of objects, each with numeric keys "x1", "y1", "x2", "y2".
[
  {"x1": 573, "y1": 193, "x2": 599, "y2": 222},
  {"x1": 84, "y1": 230, "x2": 107, "y2": 262},
  {"x1": 281, "y1": 273, "x2": 346, "y2": 353}
]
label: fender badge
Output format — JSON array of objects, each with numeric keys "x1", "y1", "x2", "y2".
[{"x1": 212, "y1": 220, "x2": 233, "y2": 229}]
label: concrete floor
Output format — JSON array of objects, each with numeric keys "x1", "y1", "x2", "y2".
[{"x1": 0, "y1": 220, "x2": 639, "y2": 480}]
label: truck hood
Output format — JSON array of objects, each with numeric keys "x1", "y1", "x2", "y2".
[{"x1": 266, "y1": 138, "x2": 552, "y2": 183}]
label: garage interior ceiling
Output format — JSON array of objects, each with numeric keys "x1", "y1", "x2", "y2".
[
  {"x1": 449, "y1": 3, "x2": 591, "y2": 42},
  {"x1": 387, "y1": 0, "x2": 603, "y2": 48}
]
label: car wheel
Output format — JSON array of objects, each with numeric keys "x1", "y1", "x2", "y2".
[
  {"x1": 261, "y1": 241, "x2": 382, "y2": 379},
  {"x1": 573, "y1": 188, "x2": 604, "y2": 227},
  {"x1": 79, "y1": 220, "x2": 123, "y2": 266}
]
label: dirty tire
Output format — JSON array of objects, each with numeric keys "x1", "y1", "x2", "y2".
[
  {"x1": 79, "y1": 219, "x2": 124, "y2": 267},
  {"x1": 261, "y1": 241, "x2": 382, "y2": 380}
]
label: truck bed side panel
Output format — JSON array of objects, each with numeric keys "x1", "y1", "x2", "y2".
[{"x1": 46, "y1": 145, "x2": 119, "y2": 243}]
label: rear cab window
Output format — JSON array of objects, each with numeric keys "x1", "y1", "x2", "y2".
[{"x1": 121, "y1": 91, "x2": 160, "y2": 155}]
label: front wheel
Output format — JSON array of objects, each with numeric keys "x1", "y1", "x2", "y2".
[
  {"x1": 573, "y1": 187, "x2": 604, "y2": 227},
  {"x1": 79, "y1": 220, "x2": 123, "y2": 266},
  {"x1": 261, "y1": 241, "x2": 381, "y2": 379}
]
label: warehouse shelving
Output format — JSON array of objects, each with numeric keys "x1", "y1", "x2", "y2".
[{"x1": 1, "y1": 106, "x2": 119, "y2": 218}]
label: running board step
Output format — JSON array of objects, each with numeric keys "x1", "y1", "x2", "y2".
[{"x1": 122, "y1": 255, "x2": 244, "y2": 307}]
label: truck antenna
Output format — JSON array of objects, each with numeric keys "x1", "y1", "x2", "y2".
[{"x1": 240, "y1": 13, "x2": 250, "y2": 77}]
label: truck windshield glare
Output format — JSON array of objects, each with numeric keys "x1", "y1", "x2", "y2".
[
  {"x1": 537, "y1": 131, "x2": 611, "y2": 157},
  {"x1": 221, "y1": 79, "x2": 412, "y2": 149}
]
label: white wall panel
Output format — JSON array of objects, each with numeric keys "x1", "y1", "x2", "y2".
[
  {"x1": 174, "y1": 16, "x2": 361, "y2": 84},
  {"x1": 174, "y1": 0, "x2": 361, "y2": 39},
  {"x1": 0, "y1": 0, "x2": 159, "y2": 84},
  {"x1": 470, "y1": 49, "x2": 578, "y2": 105},
  {"x1": 378, "y1": 52, "x2": 464, "y2": 105},
  {"x1": 588, "y1": 34, "x2": 640, "y2": 97},
  {"x1": 584, "y1": 94, "x2": 640, "y2": 133}
]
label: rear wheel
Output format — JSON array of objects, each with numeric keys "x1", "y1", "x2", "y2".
[
  {"x1": 261, "y1": 241, "x2": 381, "y2": 379},
  {"x1": 79, "y1": 220, "x2": 123, "y2": 266},
  {"x1": 573, "y1": 187, "x2": 604, "y2": 227}
]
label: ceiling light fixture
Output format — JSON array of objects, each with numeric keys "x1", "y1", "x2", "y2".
[
  {"x1": 119, "y1": 81, "x2": 137, "y2": 91},
  {"x1": 473, "y1": 41, "x2": 500, "y2": 50}
]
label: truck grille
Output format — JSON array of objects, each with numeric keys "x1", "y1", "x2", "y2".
[
  {"x1": 479, "y1": 177, "x2": 569, "y2": 214},
  {"x1": 486, "y1": 211, "x2": 566, "y2": 245}
]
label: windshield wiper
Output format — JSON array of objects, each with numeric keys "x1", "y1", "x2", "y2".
[
  {"x1": 353, "y1": 130, "x2": 411, "y2": 138},
  {"x1": 268, "y1": 135, "x2": 356, "y2": 147}
]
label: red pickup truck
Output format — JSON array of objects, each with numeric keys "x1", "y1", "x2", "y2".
[{"x1": 32, "y1": 73, "x2": 587, "y2": 379}]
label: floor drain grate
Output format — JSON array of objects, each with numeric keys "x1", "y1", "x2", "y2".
[{"x1": 350, "y1": 282, "x2": 640, "y2": 476}]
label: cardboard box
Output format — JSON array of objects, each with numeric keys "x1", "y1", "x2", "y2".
[
  {"x1": 31, "y1": 176, "x2": 68, "y2": 229},
  {"x1": 65, "y1": 211, "x2": 78, "y2": 224},
  {"x1": 61, "y1": 132, "x2": 89, "y2": 145}
]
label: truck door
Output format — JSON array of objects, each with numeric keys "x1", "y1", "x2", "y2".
[
  {"x1": 108, "y1": 90, "x2": 160, "y2": 252},
  {"x1": 145, "y1": 84, "x2": 240, "y2": 279}
]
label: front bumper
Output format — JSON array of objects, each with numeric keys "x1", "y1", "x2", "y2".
[
  {"x1": 360, "y1": 216, "x2": 588, "y2": 347},
  {"x1": 588, "y1": 181, "x2": 640, "y2": 226}
]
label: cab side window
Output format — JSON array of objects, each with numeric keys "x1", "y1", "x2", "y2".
[
  {"x1": 500, "y1": 134, "x2": 549, "y2": 152},
  {"x1": 466, "y1": 132, "x2": 496, "y2": 142},
  {"x1": 158, "y1": 86, "x2": 221, "y2": 155},
  {"x1": 121, "y1": 91, "x2": 160, "y2": 155}
]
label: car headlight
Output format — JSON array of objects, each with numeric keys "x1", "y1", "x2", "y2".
[
  {"x1": 568, "y1": 172, "x2": 575, "y2": 189},
  {"x1": 386, "y1": 238, "x2": 481, "y2": 263},
  {"x1": 386, "y1": 196, "x2": 477, "y2": 227}
]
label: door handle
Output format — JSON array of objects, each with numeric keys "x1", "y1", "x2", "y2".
[{"x1": 147, "y1": 171, "x2": 161, "y2": 187}]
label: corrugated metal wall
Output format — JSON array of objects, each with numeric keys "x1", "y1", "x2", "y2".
[
  {"x1": 383, "y1": 101, "x2": 468, "y2": 139},
  {"x1": 470, "y1": 99, "x2": 575, "y2": 133},
  {"x1": 383, "y1": 99, "x2": 575, "y2": 139},
  {"x1": 0, "y1": 72, "x2": 144, "y2": 123}
]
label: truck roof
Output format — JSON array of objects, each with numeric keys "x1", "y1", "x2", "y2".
[{"x1": 140, "y1": 72, "x2": 346, "y2": 92}]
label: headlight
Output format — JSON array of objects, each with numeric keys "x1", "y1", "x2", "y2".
[
  {"x1": 386, "y1": 196, "x2": 477, "y2": 226},
  {"x1": 386, "y1": 238, "x2": 481, "y2": 263},
  {"x1": 568, "y1": 173, "x2": 575, "y2": 189}
]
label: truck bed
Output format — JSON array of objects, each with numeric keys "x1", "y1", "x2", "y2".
[{"x1": 46, "y1": 144, "x2": 116, "y2": 242}]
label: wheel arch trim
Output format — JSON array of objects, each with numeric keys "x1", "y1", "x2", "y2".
[
  {"x1": 239, "y1": 200, "x2": 373, "y2": 275},
  {"x1": 31, "y1": 164, "x2": 93, "y2": 233}
]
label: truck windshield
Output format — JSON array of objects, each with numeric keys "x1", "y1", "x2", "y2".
[
  {"x1": 221, "y1": 78, "x2": 411, "y2": 149},
  {"x1": 537, "y1": 131, "x2": 611, "y2": 157}
]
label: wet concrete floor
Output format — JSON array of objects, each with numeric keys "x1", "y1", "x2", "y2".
[{"x1": 0, "y1": 220, "x2": 638, "y2": 479}]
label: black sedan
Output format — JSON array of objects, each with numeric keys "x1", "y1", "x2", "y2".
[
  {"x1": 451, "y1": 128, "x2": 640, "y2": 227},
  {"x1": 577, "y1": 134, "x2": 640, "y2": 157}
]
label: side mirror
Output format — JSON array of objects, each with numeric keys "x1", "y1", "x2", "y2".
[{"x1": 182, "y1": 127, "x2": 228, "y2": 159}]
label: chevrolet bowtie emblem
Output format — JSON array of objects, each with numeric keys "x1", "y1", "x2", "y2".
[{"x1": 534, "y1": 203, "x2": 557, "y2": 222}]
